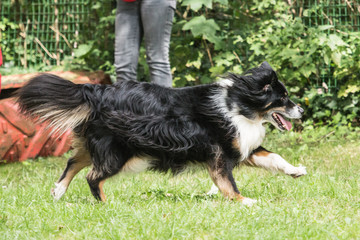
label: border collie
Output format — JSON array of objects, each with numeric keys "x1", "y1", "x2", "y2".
[{"x1": 16, "y1": 61, "x2": 306, "y2": 205}]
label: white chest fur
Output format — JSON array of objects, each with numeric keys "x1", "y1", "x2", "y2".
[
  {"x1": 212, "y1": 88, "x2": 266, "y2": 160},
  {"x1": 231, "y1": 115, "x2": 266, "y2": 160}
]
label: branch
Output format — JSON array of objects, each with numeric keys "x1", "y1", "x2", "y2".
[
  {"x1": 34, "y1": 37, "x2": 57, "y2": 59},
  {"x1": 203, "y1": 38, "x2": 213, "y2": 67}
]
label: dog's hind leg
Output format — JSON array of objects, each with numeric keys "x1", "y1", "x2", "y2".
[
  {"x1": 245, "y1": 146, "x2": 307, "y2": 178},
  {"x1": 51, "y1": 140, "x2": 91, "y2": 200},
  {"x1": 207, "y1": 159, "x2": 257, "y2": 206},
  {"x1": 85, "y1": 164, "x2": 123, "y2": 202},
  {"x1": 86, "y1": 168, "x2": 108, "y2": 202},
  {"x1": 85, "y1": 153, "x2": 128, "y2": 202}
]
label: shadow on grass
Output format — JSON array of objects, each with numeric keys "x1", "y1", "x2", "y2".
[{"x1": 139, "y1": 189, "x2": 221, "y2": 202}]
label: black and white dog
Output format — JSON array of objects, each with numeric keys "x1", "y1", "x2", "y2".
[{"x1": 16, "y1": 61, "x2": 306, "y2": 205}]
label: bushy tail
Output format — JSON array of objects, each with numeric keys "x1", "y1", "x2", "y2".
[{"x1": 16, "y1": 74, "x2": 92, "y2": 135}]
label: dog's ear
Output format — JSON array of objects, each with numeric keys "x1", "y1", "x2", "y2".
[
  {"x1": 263, "y1": 84, "x2": 272, "y2": 92},
  {"x1": 260, "y1": 61, "x2": 273, "y2": 70}
]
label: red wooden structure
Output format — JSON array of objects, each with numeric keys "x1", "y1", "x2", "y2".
[{"x1": 0, "y1": 71, "x2": 111, "y2": 163}]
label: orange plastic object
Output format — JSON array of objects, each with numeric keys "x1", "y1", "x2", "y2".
[
  {"x1": 0, "y1": 98, "x2": 72, "y2": 163},
  {"x1": 0, "y1": 71, "x2": 111, "y2": 163}
]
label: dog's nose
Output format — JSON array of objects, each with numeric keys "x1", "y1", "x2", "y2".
[{"x1": 298, "y1": 106, "x2": 304, "y2": 115}]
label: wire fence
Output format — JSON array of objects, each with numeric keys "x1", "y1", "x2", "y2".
[
  {"x1": 0, "y1": 0, "x2": 93, "y2": 68},
  {"x1": 0, "y1": 0, "x2": 359, "y2": 90},
  {"x1": 292, "y1": 0, "x2": 360, "y2": 91}
]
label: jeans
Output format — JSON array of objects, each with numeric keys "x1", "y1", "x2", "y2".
[{"x1": 115, "y1": 0, "x2": 176, "y2": 87}]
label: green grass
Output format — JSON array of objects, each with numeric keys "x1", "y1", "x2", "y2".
[{"x1": 1, "y1": 128, "x2": 360, "y2": 239}]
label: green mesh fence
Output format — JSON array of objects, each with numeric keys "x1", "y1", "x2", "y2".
[
  {"x1": 1, "y1": 0, "x2": 359, "y2": 90},
  {"x1": 292, "y1": 0, "x2": 360, "y2": 91},
  {"x1": 0, "y1": 0, "x2": 93, "y2": 68}
]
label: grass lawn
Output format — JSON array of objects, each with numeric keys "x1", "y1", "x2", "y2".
[{"x1": 1, "y1": 127, "x2": 359, "y2": 239}]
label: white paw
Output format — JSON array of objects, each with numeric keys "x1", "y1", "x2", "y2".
[
  {"x1": 51, "y1": 182, "x2": 67, "y2": 200},
  {"x1": 286, "y1": 165, "x2": 307, "y2": 178},
  {"x1": 241, "y1": 197, "x2": 257, "y2": 207},
  {"x1": 207, "y1": 184, "x2": 219, "y2": 195}
]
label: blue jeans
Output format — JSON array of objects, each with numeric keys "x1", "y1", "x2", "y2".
[{"x1": 115, "y1": 0, "x2": 176, "y2": 87}]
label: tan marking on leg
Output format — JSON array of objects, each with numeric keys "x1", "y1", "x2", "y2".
[
  {"x1": 59, "y1": 160, "x2": 91, "y2": 186},
  {"x1": 208, "y1": 165, "x2": 257, "y2": 206},
  {"x1": 215, "y1": 175, "x2": 240, "y2": 200},
  {"x1": 52, "y1": 137, "x2": 91, "y2": 200},
  {"x1": 253, "y1": 150, "x2": 270, "y2": 157},
  {"x1": 232, "y1": 138, "x2": 240, "y2": 151},
  {"x1": 244, "y1": 149, "x2": 270, "y2": 167},
  {"x1": 208, "y1": 167, "x2": 243, "y2": 200},
  {"x1": 58, "y1": 137, "x2": 91, "y2": 186},
  {"x1": 99, "y1": 180, "x2": 106, "y2": 202}
]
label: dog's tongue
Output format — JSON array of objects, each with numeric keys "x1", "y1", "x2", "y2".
[{"x1": 277, "y1": 114, "x2": 292, "y2": 131}]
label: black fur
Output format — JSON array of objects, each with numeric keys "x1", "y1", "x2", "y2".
[
  {"x1": 16, "y1": 61, "x2": 304, "y2": 201},
  {"x1": 16, "y1": 74, "x2": 86, "y2": 116}
]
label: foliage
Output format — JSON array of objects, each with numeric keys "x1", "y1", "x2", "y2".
[
  {"x1": 300, "y1": 88, "x2": 360, "y2": 129},
  {"x1": 67, "y1": 0, "x2": 117, "y2": 74},
  {"x1": 0, "y1": 18, "x2": 18, "y2": 65},
  {"x1": 1, "y1": 0, "x2": 359, "y2": 127},
  {"x1": 173, "y1": 0, "x2": 360, "y2": 127}
]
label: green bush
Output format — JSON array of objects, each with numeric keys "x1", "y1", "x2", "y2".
[
  {"x1": 171, "y1": 0, "x2": 360, "y2": 127},
  {"x1": 1, "y1": 0, "x2": 359, "y2": 128}
]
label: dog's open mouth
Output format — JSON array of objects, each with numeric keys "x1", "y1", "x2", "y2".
[{"x1": 272, "y1": 113, "x2": 292, "y2": 131}]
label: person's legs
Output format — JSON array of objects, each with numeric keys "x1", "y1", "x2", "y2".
[
  {"x1": 114, "y1": 0, "x2": 143, "y2": 81},
  {"x1": 141, "y1": 0, "x2": 176, "y2": 87}
]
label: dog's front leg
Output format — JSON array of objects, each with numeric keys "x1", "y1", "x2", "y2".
[
  {"x1": 207, "y1": 161, "x2": 257, "y2": 206},
  {"x1": 246, "y1": 146, "x2": 307, "y2": 178}
]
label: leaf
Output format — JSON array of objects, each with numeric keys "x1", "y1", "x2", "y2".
[
  {"x1": 185, "y1": 74, "x2": 196, "y2": 81},
  {"x1": 233, "y1": 35, "x2": 244, "y2": 44},
  {"x1": 249, "y1": 43, "x2": 263, "y2": 56},
  {"x1": 183, "y1": 16, "x2": 220, "y2": 37},
  {"x1": 206, "y1": 34, "x2": 224, "y2": 50},
  {"x1": 200, "y1": 76, "x2": 212, "y2": 84},
  {"x1": 331, "y1": 51, "x2": 341, "y2": 66},
  {"x1": 186, "y1": 52, "x2": 203, "y2": 69},
  {"x1": 323, "y1": 49, "x2": 331, "y2": 65},
  {"x1": 290, "y1": 86, "x2": 300, "y2": 93},
  {"x1": 209, "y1": 65, "x2": 225, "y2": 77},
  {"x1": 328, "y1": 34, "x2": 348, "y2": 47},
  {"x1": 182, "y1": 0, "x2": 212, "y2": 11},
  {"x1": 318, "y1": 25, "x2": 334, "y2": 31},
  {"x1": 338, "y1": 85, "x2": 360, "y2": 97},
  {"x1": 92, "y1": 2, "x2": 101, "y2": 9},
  {"x1": 326, "y1": 40, "x2": 336, "y2": 51},
  {"x1": 73, "y1": 44, "x2": 93, "y2": 58},
  {"x1": 318, "y1": 33, "x2": 327, "y2": 45},
  {"x1": 299, "y1": 64, "x2": 316, "y2": 78},
  {"x1": 291, "y1": 56, "x2": 307, "y2": 68},
  {"x1": 182, "y1": 16, "x2": 223, "y2": 49},
  {"x1": 303, "y1": 9, "x2": 309, "y2": 17},
  {"x1": 326, "y1": 100, "x2": 337, "y2": 109},
  {"x1": 280, "y1": 48, "x2": 298, "y2": 60}
]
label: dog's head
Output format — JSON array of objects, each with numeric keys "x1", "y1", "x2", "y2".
[{"x1": 222, "y1": 61, "x2": 304, "y2": 131}]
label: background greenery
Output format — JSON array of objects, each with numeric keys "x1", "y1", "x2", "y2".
[
  {"x1": 1, "y1": 0, "x2": 360, "y2": 128},
  {"x1": 1, "y1": 127, "x2": 359, "y2": 239}
]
